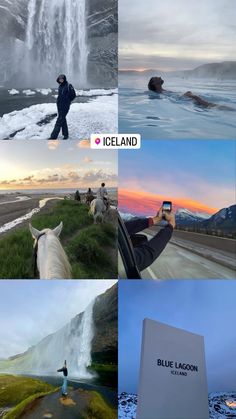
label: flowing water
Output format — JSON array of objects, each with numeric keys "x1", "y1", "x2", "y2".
[
  {"x1": 0, "y1": 197, "x2": 63, "y2": 234},
  {"x1": 24, "y1": 0, "x2": 88, "y2": 86},
  {"x1": 3, "y1": 300, "x2": 96, "y2": 379}
]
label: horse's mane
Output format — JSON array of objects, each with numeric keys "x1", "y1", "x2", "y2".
[{"x1": 41, "y1": 231, "x2": 72, "y2": 279}]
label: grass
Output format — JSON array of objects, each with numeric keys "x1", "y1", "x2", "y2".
[
  {"x1": 0, "y1": 374, "x2": 55, "y2": 416},
  {"x1": 89, "y1": 364, "x2": 118, "y2": 388},
  {"x1": 83, "y1": 391, "x2": 117, "y2": 419},
  {"x1": 0, "y1": 200, "x2": 117, "y2": 279},
  {"x1": 3, "y1": 390, "x2": 58, "y2": 419},
  {"x1": 67, "y1": 223, "x2": 117, "y2": 278}
]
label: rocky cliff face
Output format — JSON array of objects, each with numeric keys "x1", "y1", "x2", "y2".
[
  {"x1": 87, "y1": 0, "x2": 117, "y2": 86},
  {"x1": 91, "y1": 283, "x2": 118, "y2": 364},
  {"x1": 0, "y1": 0, "x2": 117, "y2": 87}
]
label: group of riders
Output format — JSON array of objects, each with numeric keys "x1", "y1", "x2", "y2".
[{"x1": 74, "y1": 182, "x2": 110, "y2": 210}]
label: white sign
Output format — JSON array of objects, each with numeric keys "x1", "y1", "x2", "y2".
[
  {"x1": 137, "y1": 318, "x2": 209, "y2": 419},
  {"x1": 90, "y1": 134, "x2": 141, "y2": 149}
]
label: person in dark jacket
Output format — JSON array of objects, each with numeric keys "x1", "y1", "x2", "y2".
[
  {"x1": 50, "y1": 74, "x2": 76, "y2": 140},
  {"x1": 57, "y1": 360, "x2": 68, "y2": 397},
  {"x1": 124, "y1": 207, "x2": 175, "y2": 272},
  {"x1": 74, "y1": 190, "x2": 81, "y2": 202}
]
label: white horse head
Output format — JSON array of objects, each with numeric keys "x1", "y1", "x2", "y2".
[
  {"x1": 29, "y1": 222, "x2": 72, "y2": 279},
  {"x1": 89, "y1": 198, "x2": 109, "y2": 223}
]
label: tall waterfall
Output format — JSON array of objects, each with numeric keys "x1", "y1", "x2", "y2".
[
  {"x1": 4, "y1": 299, "x2": 96, "y2": 379},
  {"x1": 25, "y1": 0, "x2": 88, "y2": 86}
]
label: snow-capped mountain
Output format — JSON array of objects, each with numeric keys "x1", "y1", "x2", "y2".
[
  {"x1": 176, "y1": 208, "x2": 210, "y2": 225},
  {"x1": 201, "y1": 205, "x2": 236, "y2": 230},
  {"x1": 118, "y1": 392, "x2": 236, "y2": 419}
]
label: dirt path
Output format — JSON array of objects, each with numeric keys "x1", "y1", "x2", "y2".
[{"x1": 21, "y1": 389, "x2": 91, "y2": 419}]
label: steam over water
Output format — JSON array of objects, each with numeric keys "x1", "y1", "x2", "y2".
[
  {"x1": 5, "y1": 300, "x2": 95, "y2": 379},
  {"x1": 25, "y1": 0, "x2": 88, "y2": 86}
]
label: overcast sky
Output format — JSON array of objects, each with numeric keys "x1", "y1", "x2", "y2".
[
  {"x1": 119, "y1": 280, "x2": 236, "y2": 393},
  {"x1": 119, "y1": 0, "x2": 236, "y2": 70},
  {"x1": 0, "y1": 280, "x2": 116, "y2": 359},
  {"x1": 0, "y1": 141, "x2": 117, "y2": 190}
]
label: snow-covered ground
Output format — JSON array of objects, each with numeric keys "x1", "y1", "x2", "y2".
[
  {"x1": 119, "y1": 392, "x2": 236, "y2": 418},
  {"x1": 7, "y1": 88, "x2": 117, "y2": 97},
  {"x1": 209, "y1": 392, "x2": 236, "y2": 418},
  {"x1": 0, "y1": 94, "x2": 118, "y2": 140},
  {"x1": 119, "y1": 393, "x2": 137, "y2": 419}
]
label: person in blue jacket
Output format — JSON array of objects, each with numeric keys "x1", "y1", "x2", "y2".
[
  {"x1": 50, "y1": 74, "x2": 76, "y2": 140},
  {"x1": 57, "y1": 360, "x2": 68, "y2": 397}
]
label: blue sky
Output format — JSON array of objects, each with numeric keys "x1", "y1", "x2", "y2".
[
  {"x1": 119, "y1": 140, "x2": 235, "y2": 212},
  {"x1": 0, "y1": 280, "x2": 116, "y2": 358},
  {"x1": 119, "y1": 280, "x2": 236, "y2": 393}
]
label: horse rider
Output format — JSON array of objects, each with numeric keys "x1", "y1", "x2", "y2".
[
  {"x1": 97, "y1": 182, "x2": 109, "y2": 209},
  {"x1": 86, "y1": 187, "x2": 94, "y2": 204}
]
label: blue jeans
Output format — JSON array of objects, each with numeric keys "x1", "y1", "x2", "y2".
[{"x1": 62, "y1": 376, "x2": 68, "y2": 395}]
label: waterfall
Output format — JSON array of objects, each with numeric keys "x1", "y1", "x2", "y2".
[
  {"x1": 24, "y1": 0, "x2": 88, "y2": 87},
  {"x1": 3, "y1": 299, "x2": 96, "y2": 379},
  {"x1": 76, "y1": 301, "x2": 95, "y2": 378}
]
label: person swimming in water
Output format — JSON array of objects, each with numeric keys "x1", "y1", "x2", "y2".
[{"x1": 148, "y1": 76, "x2": 232, "y2": 109}]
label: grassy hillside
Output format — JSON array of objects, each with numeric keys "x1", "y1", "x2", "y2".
[
  {"x1": 84, "y1": 391, "x2": 117, "y2": 419},
  {"x1": 0, "y1": 374, "x2": 56, "y2": 418},
  {"x1": 0, "y1": 200, "x2": 117, "y2": 279}
]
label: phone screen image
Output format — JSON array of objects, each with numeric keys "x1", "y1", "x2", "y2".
[{"x1": 162, "y1": 201, "x2": 172, "y2": 212}]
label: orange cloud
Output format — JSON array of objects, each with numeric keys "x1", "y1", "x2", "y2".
[
  {"x1": 77, "y1": 139, "x2": 90, "y2": 149},
  {"x1": 119, "y1": 189, "x2": 218, "y2": 215}
]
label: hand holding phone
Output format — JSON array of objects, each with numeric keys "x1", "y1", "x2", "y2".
[
  {"x1": 162, "y1": 201, "x2": 175, "y2": 228},
  {"x1": 162, "y1": 201, "x2": 172, "y2": 220}
]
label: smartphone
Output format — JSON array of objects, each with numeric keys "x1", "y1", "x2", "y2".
[{"x1": 162, "y1": 201, "x2": 172, "y2": 212}]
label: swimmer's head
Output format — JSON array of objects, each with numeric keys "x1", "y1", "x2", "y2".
[
  {"x1": 148, "y1": 77, "x2": 164, "y2": 92},
  {"x1": 184, "y1": 91, "x2": 193, "y2": 97}
]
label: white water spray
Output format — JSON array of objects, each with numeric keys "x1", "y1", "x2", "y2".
[
  {"x1": 76, "y1": 301, "x2": 95, "y2": 378},
  {"x1": 2, "y1": 299, "x2": 96, "y2": 379},
  {"x1": 25, "y1": 0, "x2": 88, "y2": 86}
]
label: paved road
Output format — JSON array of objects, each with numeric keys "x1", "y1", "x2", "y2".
[
  {"x1": 22, "y1": 389, "x2": 90, "y2": 419},
  {"x1": 141, "y1": 228, "x2": 236, "y2": 279},
  {"x1": 173, "y1": 229, "x2": 236, "y2": 255}
]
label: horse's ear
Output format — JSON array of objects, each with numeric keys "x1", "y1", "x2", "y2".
[
  {"x1": 53, "y1": 221, "x2": 63, "y2": 237},
  {"x1": 29, "y1": 223, "x2": 41, "y2": 239}
]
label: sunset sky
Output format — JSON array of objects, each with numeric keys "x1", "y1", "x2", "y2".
[
  {"x1": 0, "y1": 142, "x2": 117, "y2": 190},
  {"x1": 119, "y1": 140, "x2": 235, "y2": 215},
  {"x1": 119, "y1": 0, "x2": 236, "y2": 71}
]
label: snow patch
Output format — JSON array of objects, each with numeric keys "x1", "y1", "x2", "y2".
[
  {"x1": 8, "y1": 89, "x2": 20, "y2": 95},
  {"x1": 36, "y1": 88, "x2": 52, "y2": 95},
  {"x1": 22, "y1": 89, "x2": 36, "y2": 96},
  {"x1": 76, "y1": 88, "x2": 117, "y2": 96}
]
